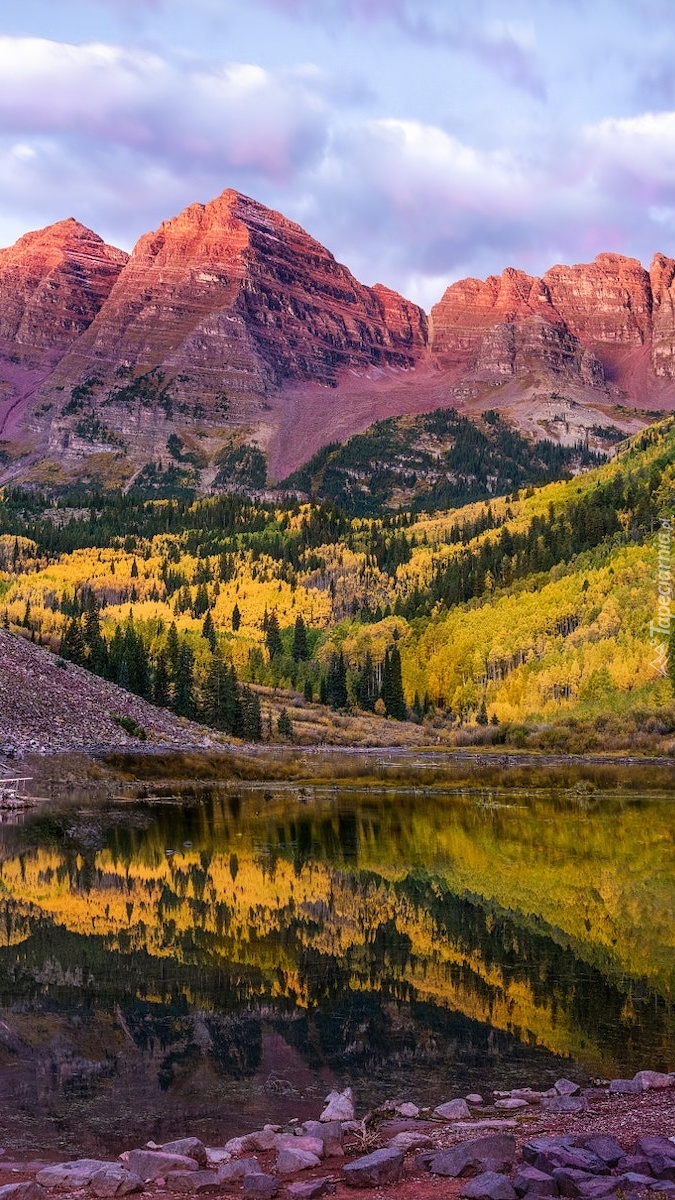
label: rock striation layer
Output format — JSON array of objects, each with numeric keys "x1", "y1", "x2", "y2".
[
  {"x1": 430, "y1": 251, "x2": 675, "y2": 396},
  {"x1": 1, "y1": 190, "x2": 675, "y2": 487},
  {"x1": 44, "y1": 190, "x2": 428, "y2": 411},
  {"x1": 0, "y1": 220, "x2": 127, "y2": 438}
]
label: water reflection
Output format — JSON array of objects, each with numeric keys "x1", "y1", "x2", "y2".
[{"x1": 0, "y1": 776, "x2": 673, "y2": 1155}]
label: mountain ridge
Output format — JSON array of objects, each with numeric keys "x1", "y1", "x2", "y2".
[{"x1": 0, "y1": 188, "x2": 674, "y2": 491}]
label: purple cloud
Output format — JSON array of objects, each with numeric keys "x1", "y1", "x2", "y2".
[{"x1": 253, "y1": 0, "x2": 546, "y2": 98}]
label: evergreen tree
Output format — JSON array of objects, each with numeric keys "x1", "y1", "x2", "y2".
[
  {"x1": 265, "y1": 612, "x2": 283, "y2": 659},
  {"x1": 381, "y1": 644, "x2": 406, "y2": 720},
  {"x1": 292, "y1": 614, "x2": 309, "y2": 661},
  {"x1": 173, "y1": 642, "x2": 196, "y2": 718},
  {"x1": 124, "y1": 622, "x2": 151, "y2": 699},
  {"x1": 83, "y1": 593, "x2": 107, "y2": 674},
  {"x1": 153, "y1": 650, "x2": 171, "y2": 708},
  {"x1": 166, "y1": 621, "x2": 180, "y2": 673},
  {"x1": 476, "y1": 698, "x2": 489, "y2": 725},
  {"x1": 326, "y1": 651, "x2": 348, "y2": 709},
  {"x1": 60, "y1": 616, "x2": 86, "y2": 666},
  {"x1": 201, "y1": 609, "x2": 217, "y2": 652},
  {"x1": 238, "y1": 686, "x2": 262, "y2": 741},
  {"x1": 193, "y1": 582, "x2": 210, "y2": 618},
  {"x1": 356, "y1": 650, "x2": 378, "y2": 711},
  {"x1": 303, "y1": 679, "x2": 313, "y2": 703},
  {"x1": 277, "y1": 708, "x2": 293, "y2": 740},
  {"x1": 232, "y1": 602, "x2": 241, "y2": 631}
]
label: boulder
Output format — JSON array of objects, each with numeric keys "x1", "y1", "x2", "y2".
[
  {"x1": 205, "y1": 1148, "x2": 231, "y2": 1166},
  {"x1": 523, "y1": 1140, "x2": 576, "y2": 1165},
  {"x1": 428, "y1": 1135, "x2": 517, "y2": 1178},
  {"x1": 0, "y1": 1187, "x2": 47, "y2": 1200},
  {"x1": 467, "y1": 1095, "x2": 485, "y2": 1105},
  {"x1": 634, "y1": 1137, "x2": 675, "y2": 1162},
  {"x1": 616, "y1": 1156, "x2": 652, "y2": 1176},
  {"x1": 276, "y1": 1136, "x2": 324, "y2": 1158},
  {"x1": 37, "y1": 1160, "x2": 112, "y2": 1188},
  {"x1": 161, "y1": 1138, "x2": 208, "y2": 1168},
  {"x1": 552, "y1": 1169, "x2": 615, "y2": 1198},
  {"x1": 395, "y1": 1102, "x2": 420, "y2": 1118},
  {"x1": 166, "y1": 1171, "x2": 222, "y2": 1194},
  {"x1": 555, "y1": 1080, "x2": 581, "y2": 1097},
  {"x1": 218, "y1": 1156, "x2": 262, "y2": 1181},
  {"x1": 90, "y1": 1165, "x2": 144, "y2": 1197},
  {"x1": 287, "y1": 1181, "x2": 334, "y2": 1199},
  {"x1": 343, "y1": 1147, "x2": 404, "y2": 1188},
  {"x1": 243, "y1": 1174, "x2": 280, "y2": 1199},
  {"x1": 388, "y1": 1131, "x2": 434, "y2": 1153},
  {"x1": 435, "y1": 1098, "x2": 471, "y2": 1120},
  {"x1": 609, "y1": 1079, "x2": 641, "y2": 1095},
  {"x1": 276, "y1": 1148, "x2": 322, "y2": 1176},
  {"x1": 461, "y1": 1173, "x2": 517, "y2": 1200},
  {"x1": 495, "y1": 1099, "x2": 529, "y2": 1111},
  {"x1": 576, "y1": 1139, "x2": 624, "y2": 1168},
  {"x1": 532, "y1": 1148, "x2": 608, "y2": 1177},
  {"x1": 302, "y1": 1122, "x2": 344, "y2": 1158},
  {"x1": 243, "y1": 1130, "x2": 280, "y2": 1152},
  {"x1": 632, "y1": 1071, "x2": 675, "y2": 1092},
  {"x1": 125, "y1": 1150, "x2": 198, "y2": 1181},
  {"x1": 513, "y1": 1166, "x2": 559, "y2": 1196},
  {"x1": 320, "y1": 1088, "x2": 355, "y2": 1122}
]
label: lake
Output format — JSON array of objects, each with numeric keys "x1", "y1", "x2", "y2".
[{"x1": 0, "y1": 752, "x2": 673, "y2": 1156}]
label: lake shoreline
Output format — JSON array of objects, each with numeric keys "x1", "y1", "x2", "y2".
[{"x1": 0, "y1": 1073, "x2": 674, "y2": 1200}]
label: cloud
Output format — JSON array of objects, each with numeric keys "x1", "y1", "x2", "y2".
[
  {"x1": 253, "y1": 0, "x2": 545, "y2": 97},
  {"x1": 4, "y1": 32, "x2": 675, "y2": 312},
  {"x1": 0, "y1": 36, "x2": 330, "y2": 180},
  {"x1": 584, "y1": 111, "x2": 675, "y2": 188}
]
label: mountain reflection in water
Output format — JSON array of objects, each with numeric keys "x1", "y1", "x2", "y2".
[{"x1": 0, "y1": 775, "x2": 672, "y2": 1156}]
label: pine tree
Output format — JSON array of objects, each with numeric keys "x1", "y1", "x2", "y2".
[
  {"x1": 232, "y1": 602, "x2": 241, "y2": 632},
  {"x1": 193, "y1": 582, "x2": 210, "y2": 618},
  {"x1": 238, "y1": 686, "x2": 262, "y2": 741},
  {"x1": 83, "y1": 593, "x2": 107, "y2": 674},
  {"x1": 153, "y1": 651, "x2": 171, "y2": 708},
  {"x1": 476, "y1": 698, "x2": 489, "y2": 725},
  {"x1": 292, "y1": 614, "x2": 309, "y2": 661},
  {"x1": 201, "y1": 609, "x2": 217, "y2": 652},
  {"x1": 326, "y1": 652, "x2": 348, "y2": 709},
  {"x1": 277, "y1": 708, "x2": 293, "y2": 740},
  {"x1": 265, "y1": 612, "x2": 283, "y2": 659},
  {"x1": 60, "y1": 616, "x2": 86, "y2": 666},
  {"x1": 166, "y1": 621, "x2": 180, "y2": 673},
  {"x1": 173, "y1": 642, "x2": 196, "y2": 718},
  {"x1": 204, "y1": 650, "x2": 227, "y2": 729},
  {"x1": 381, "y1": 645, "x2": 406, "y2": 720},
  {"x1": 356, "y1": 650, "x2": 378, "y2": 711}
]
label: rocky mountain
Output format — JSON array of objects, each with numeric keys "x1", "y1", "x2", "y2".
[
  {"x1": 0, "y1": 189, "x2": 674, "y2": 492},
  {"x1": 0, "y1": 220, "x2": 127, "y2": 442}
]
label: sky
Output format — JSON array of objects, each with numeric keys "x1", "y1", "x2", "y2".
[{"x1": 2, "y1": 0, "x2": 675, "y2": 309}]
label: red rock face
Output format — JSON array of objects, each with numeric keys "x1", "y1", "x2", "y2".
[
  {"x1": 430, "y1": 267, "x2": 604, "y2": 385},
  {"x1": 649, "y1": 253, "x2": 675, "y2": 378},
  {"x1": 0, "y1": 219, "x2": 127, "y2": 366},
  {"x1": 0, "y1": 220, "x2": 127, "y2": 437},
  {"x1": 543, "y1": 253, "x2": 653, "y2": 348},
  {"x1": 430, "y1": 251, "x2": 675, "y2": 396},
  {"x1": 46, "y1": 191, "x2": 428, "y2": 417},
  {"x1": 1, "y1": 193, "x2": 675, "y2": 484}
]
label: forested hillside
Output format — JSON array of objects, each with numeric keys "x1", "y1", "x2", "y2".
[
  {"x1": 282, "y1": 407, "x2": 603, "y2": 515},
  {"x1": 0, "y1": 417, "x2": 673, "y2": 752}
]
